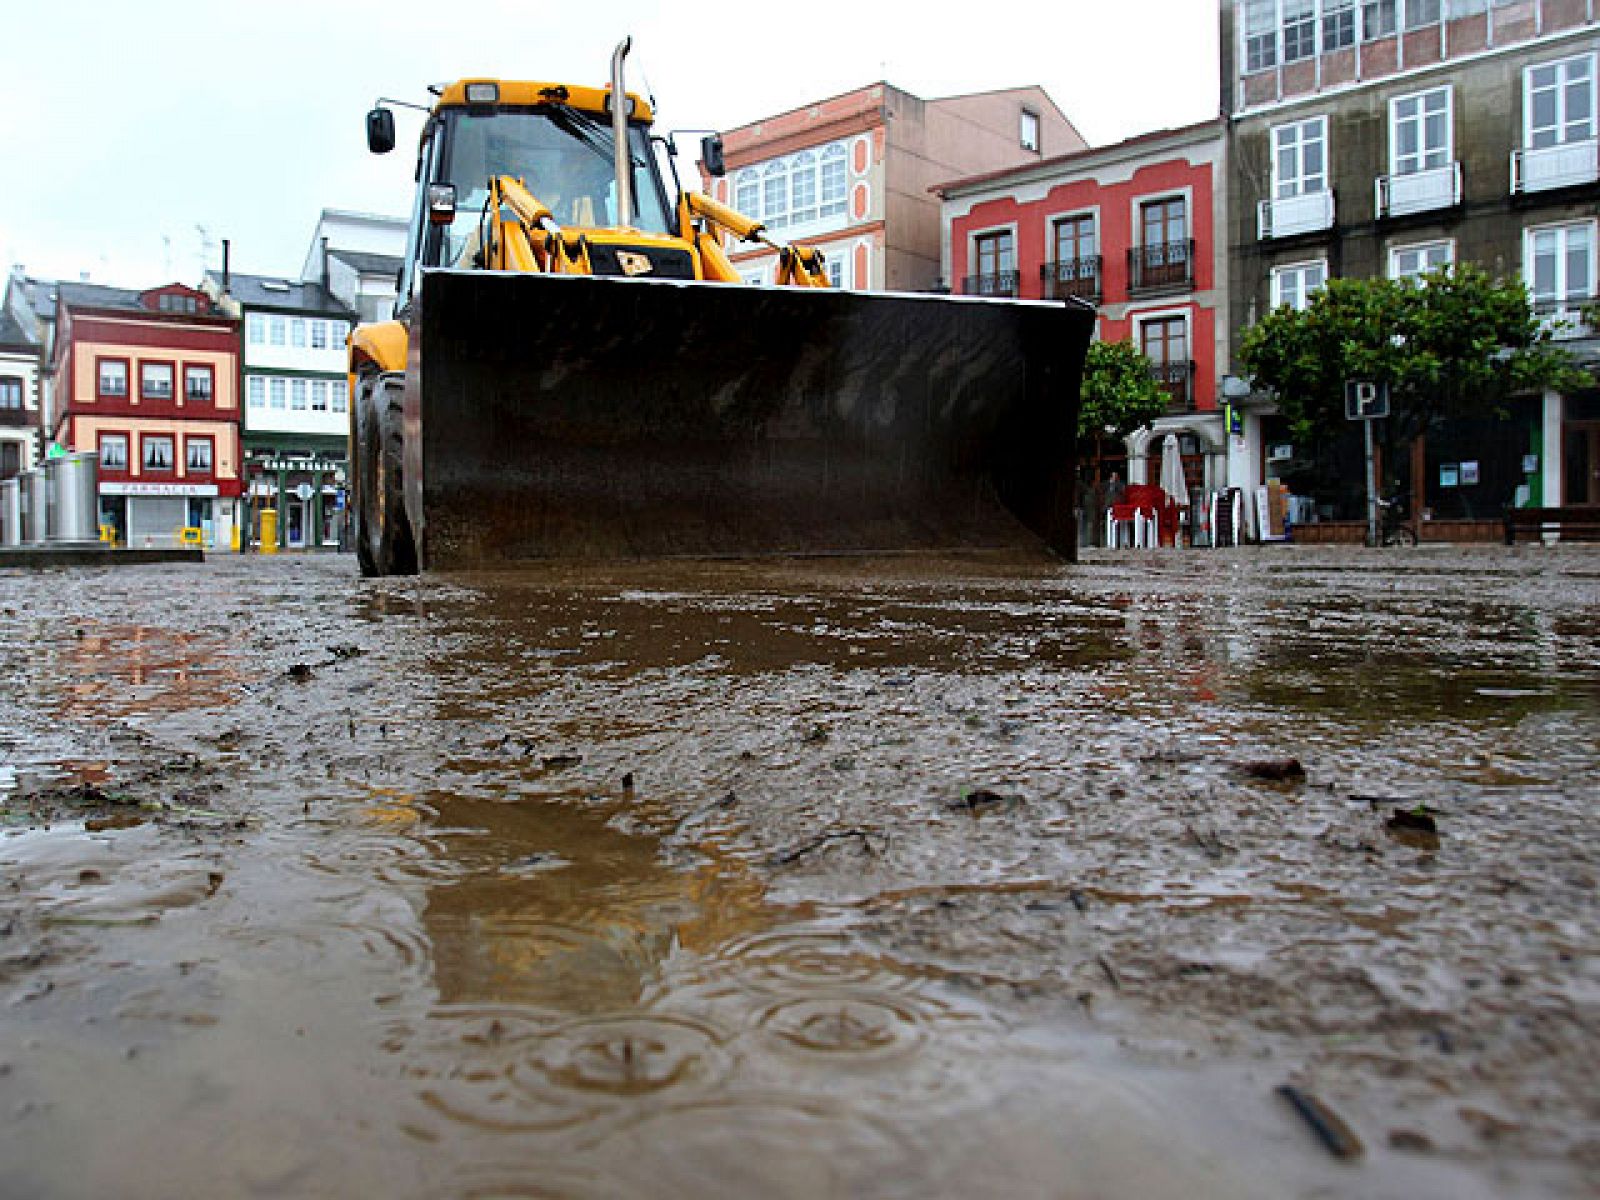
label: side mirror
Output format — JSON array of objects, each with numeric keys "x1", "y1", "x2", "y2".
[
  {"x1": 366, "y1": 108, "x2": 396, "y2": 155},
  {"x1": 700, "y1": 134, "x2": 727, "y2": 178},
  {"x1": 427, "y1": 182, "x2": 457, "y2": 226}
]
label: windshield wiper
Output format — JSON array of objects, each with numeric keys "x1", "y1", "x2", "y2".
[{"x1": 546, "y1": 103, "x2": 645, "y2": 166}]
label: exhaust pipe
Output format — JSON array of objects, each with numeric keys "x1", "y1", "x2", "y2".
[{"x1": 610, "y1": 37, "x2": 633, "y2": 227}]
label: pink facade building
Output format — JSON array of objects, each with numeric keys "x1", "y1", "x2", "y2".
[{"x1": 707, "y1": 82, "x2": 1085, "y2": 293}]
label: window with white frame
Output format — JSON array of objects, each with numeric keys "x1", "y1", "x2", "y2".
[
  {"x1": 1526, "y1": 221, "x2": 1596, "y2": 315},
  {"x1": 185, "y1": 438, "x2": 213, "y2": 473},
  {"x1": 184, "y1": 365, "x2": 214, "y2": 403},
  {"x1": 310, "y1": 320, "x2": 328, "y2": 350},
  {"x1": 248, "y1": 376, "x2": 266, "y2": 408},
  {"x1": 247, "y1": 313, "x2": 266, "y2": 344},
  {"x1": 98, "y1": 433, "x2": 127, "y2": 470},
  {"x1": 1391, "y1": 87, "x2": 1452, "y2": 175},
  {"x1": 311, "y1": 380, "x2": 328, "y2": 412},
  {"x1": 1526, "y1": 54, "x2": 1596, "y2": 150},
  {"x1": 1271, "y1": 260, "x2": 1328, "y2": 310},
  {"x1": 1282, "y1": 0, "x2": 1317, "y2": 62},
  {"x1": 1390, "y1": 240, "x2": 1454, "y2": 279},
  {"x1": 270, "y1": 378, "x2": 286, "y2": 409},
  {"x1": 142, "y1": 434, "x2": 174, "y2": 471},
  {"x1": 269, "y1": 315, "x2": 286, "y2": 346},
  {"x1": 0, "y1": 377, "x2": 20, "y2": 410},
  {"x1": 1404, "y1": 0, "x2": 1440, "y2": 28},
  {"x1": 331, "y1": 380, "x2": 348, "y2": 414},
  {"x1": 1020, "y1": 109, "x2": 1041, "y2": 153},
  {"x1": 732, "y1": 141, "x2": 849, "y2": 232},
  {"x1": 98, "y1": 359, "x2": 128, "y2": 397},
  {"x1": 1244, "y1": 0, "x2": 1277, "y2": 72},
  {"x1": 1323, "y1": 0, "x2": 1356, "y2": 50},
  {"x1": 290, "y1": 319, "x2": 307, "y2": 349},
  {"x1": 140, "y1": 362, "x2": 173, "y2": 401},
  {"x1": 291, "y1": 379, "x2": 307, "y2": 410},
  {"x1": 330, "y1": 321, "x2": 350, "y2": 345},
  {"x1": 1362, "y1": 0, "x2": 1396, "y2": 39},
  {"x1": 1273, "y1": 116, "x2": 1328, "y2": 198}
]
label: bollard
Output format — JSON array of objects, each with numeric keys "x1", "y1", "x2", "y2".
[
  {"x1": 260, "y1": 508, "x2": 278, "y2": 555},
  {"x1": 0, "y1": 478, "x2": 19, "y2": 547},
  {"x1": 45, "y1": 452, "x2": 101, "y2": 545},
  {"x1": 22, "y1": 469, "x2": 48, "y2": 544}
]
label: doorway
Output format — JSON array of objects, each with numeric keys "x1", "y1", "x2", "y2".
[{"x1": 1565, "y1": 423, "x2": 1600, "y2": 506}]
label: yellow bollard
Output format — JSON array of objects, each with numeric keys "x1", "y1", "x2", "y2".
[{"x1": 260, "y1": 508, "x2": 278, "y2": 555}]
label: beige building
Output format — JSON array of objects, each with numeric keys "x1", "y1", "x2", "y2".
[{"x1": 708, "y1": 82, "x2": 1086, "y2": 293}]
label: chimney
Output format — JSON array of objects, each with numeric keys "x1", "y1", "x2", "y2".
[{"x1": 222, "y1": 239, "x2": 231, "y2": 293}]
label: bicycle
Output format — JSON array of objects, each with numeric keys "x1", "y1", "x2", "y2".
[{"x1": 1377, "y1": 495, "x2": 1418, "y2": 547}]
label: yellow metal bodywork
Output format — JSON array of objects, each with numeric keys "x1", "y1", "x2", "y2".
[
  {"x1": 436, "y1": 80, "x2": 654, "y2": 123},
  {"x1": 350, "y1": 320, "x2": 408, "y2": 376}
]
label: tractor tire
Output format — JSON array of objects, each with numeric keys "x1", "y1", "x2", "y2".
[{"x1": 354, "y1": 374, "x2": 417, "y2": 576}]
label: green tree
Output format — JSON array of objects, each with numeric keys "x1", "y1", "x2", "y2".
[
  {"x1": 1078, "y1": 338, "x2": 1169, "y2": 443},
  {"x1": 1239, "y1": 265, "x2": 1589, "y2": 449}
]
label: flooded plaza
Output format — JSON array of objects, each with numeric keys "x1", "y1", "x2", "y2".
[{"x1": 1, "y1": 546, "x2": 1597, "y2": 1198}]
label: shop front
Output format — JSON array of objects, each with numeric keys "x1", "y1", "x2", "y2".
[
  {"x1": 100, "y1": 480, "x2": 236, "y2": 548},
  {"x1": 245, "y1": 455, "x2": 347, "y2": 551}
]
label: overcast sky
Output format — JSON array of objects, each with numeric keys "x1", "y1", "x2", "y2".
[{"x1": 2, "y1": 1, "x2": 1219, "y2": 289}]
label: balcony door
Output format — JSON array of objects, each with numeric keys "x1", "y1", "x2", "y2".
[
  {"x1": 970, "y1": 230, "x2": 1016, "y2": 297},
  {"x1": 1140, "y1": 316, "x2": 1191, "y2": 409}
]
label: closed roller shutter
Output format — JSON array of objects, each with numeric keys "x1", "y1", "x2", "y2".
[{"x1": 127, "y1": 496, "x2": 187, "y2": 545}]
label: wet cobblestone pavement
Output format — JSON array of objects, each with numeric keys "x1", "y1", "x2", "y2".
[{"x1": 1, "y1": 546, "x2": 1597, "y2": 1198}]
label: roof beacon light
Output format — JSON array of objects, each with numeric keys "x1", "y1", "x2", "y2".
[{"x1": 464, "y1": 82, "x2": 500, "y2": 105}]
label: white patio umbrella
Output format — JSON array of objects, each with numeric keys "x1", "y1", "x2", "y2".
[{"x1": 1159, "y1": 434, "x2": 1188, "y2": 508}]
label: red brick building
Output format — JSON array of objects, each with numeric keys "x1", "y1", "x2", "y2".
[
  {"x1": 937, "y1": 120, "x2": 1245, "y2": 529},
  {"x1": 49, "y1": 282, "x2": 242, "y2": 547},
  {"x1": 708, "y1": 82, "x2": 1085, "y2": 293}
]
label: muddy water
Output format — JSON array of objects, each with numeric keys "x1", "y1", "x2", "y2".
[{"x1": 1, "y1": 548, "x2": 1597, "y2": 1198}]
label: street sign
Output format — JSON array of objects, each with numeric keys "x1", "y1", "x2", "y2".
[
  {"x1": 1345, "y1": 380, "x2": 1390, "y2": 420},
  {"x1": 295, "y1": 483, "x2": 314, "y2": 502}
]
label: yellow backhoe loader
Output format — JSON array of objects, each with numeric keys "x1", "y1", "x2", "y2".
[{"x1": 348, "y1": 39, "x2": 1094, "y2": 574}]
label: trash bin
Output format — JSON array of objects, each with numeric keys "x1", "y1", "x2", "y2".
[
  {"x1": 45, "y1": 452, "x2": 100, "y2": 545},
  {"x1": 21, "y1": 469, "x2": 48, "y2": 544},
  {"x1": 0, "y1": 478, "x2": 19, "y2": 547},
  {"x1": 260, "y1": 508, "x2": 278, "y2": 555}
]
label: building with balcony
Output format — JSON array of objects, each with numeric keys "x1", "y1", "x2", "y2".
[
  {"x1": 48, "y1": 282, "x2": 242, "y2": 547},
  {"x1": 205, "y1": 271, "x2": 357, "y2": 551},
  {"x1": 707, "y1": 82, "x2": 1085, "y2": 292},
  {"x1": 1223, "y1": 0, "x2": 1600, "y2": 526},
  {"x1": 0, "y1": 274, "x2": 44, "y2": 480},
  {"x1": 937, "y1": 120, "x2": 1240, "y2": 524}
]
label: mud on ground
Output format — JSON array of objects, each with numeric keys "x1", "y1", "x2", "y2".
[{"x1": 1, "y1": 546, "x2": 1597, "y2": 1199}]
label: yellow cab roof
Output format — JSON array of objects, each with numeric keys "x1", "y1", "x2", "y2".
[{"x1": 433, "y1": 80, "x2": 655, "y2": 123}]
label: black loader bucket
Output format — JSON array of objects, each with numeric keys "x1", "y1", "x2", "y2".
[{"x1": 407, "y1": 270, "x2": 1095, "y2": 568}]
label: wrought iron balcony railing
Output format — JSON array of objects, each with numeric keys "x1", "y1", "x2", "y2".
[
  {"x1": 1149, "y1": 360, "x2": 1197, "y2": 411},
  {"x1": 1127, "y1": 240, "x2": 1195, "y2": 294},
  {"x1": 1041, "y1": 256, "x2": 1103, "y2": 303},
  {"x1": 961, "y1": 271, "x2": 1020, "y2": 298}
]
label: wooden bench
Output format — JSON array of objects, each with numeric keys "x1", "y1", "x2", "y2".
[{"x1": 1503, "y1": 506, "x2": 1600, "y2": 544}]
